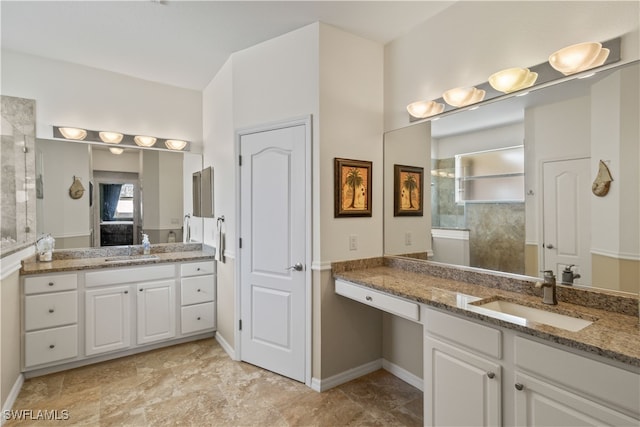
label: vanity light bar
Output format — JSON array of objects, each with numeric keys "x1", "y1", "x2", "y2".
[
  {"x1": 407, "y1": 37, "x2": 621, "y2": 122},
  {"x1": 53, "y1": 126, "x2": 190, "y2": 151}
]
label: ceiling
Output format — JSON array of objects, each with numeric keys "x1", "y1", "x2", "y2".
[{"x1": 1, "y1": 1, "x2": 455, "y2": 91}]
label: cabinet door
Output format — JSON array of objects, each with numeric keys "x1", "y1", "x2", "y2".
[
  {"x1": 137, "y1": 280, "x2": 176, "y2": 345},
  {"x1": 85, "y1": 286, "x2": 131, "y2": 356},
  {"x1": 514, "y1": 372, "x2": 638, "y2": 427},
  {"x1": 425, "y1": 336, "x2": 501, "y2": 427}
]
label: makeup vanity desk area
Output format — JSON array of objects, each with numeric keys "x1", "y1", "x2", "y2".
[
  {"x1": 333, "y1": 256, "x2": 640, "y2": 427},
  {"x1": 20, "y1": 243, "x2": 216, "y2": 377}
]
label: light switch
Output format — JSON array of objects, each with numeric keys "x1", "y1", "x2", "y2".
[
  {"x1": 405, "y1": 232, "x2": 412, "y2": 246},
  {"x1": 349, "y1": 235, "x2": 358, "y2": 251}
]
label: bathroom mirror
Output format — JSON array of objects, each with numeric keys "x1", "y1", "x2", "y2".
[
  {"x1": 35, "y1": 138, "x2": 204, "y2": 249},
  {"x1": 384, "y1": 60, "x2": 639, "y2": 295}
]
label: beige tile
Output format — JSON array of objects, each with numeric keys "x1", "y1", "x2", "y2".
[{"x1": 9, "y1": 338, "x2": 423, "y2": 427}]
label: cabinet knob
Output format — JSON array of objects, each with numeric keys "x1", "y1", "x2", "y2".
[
  {"x1": 48, "y1": 282, "x2": 54, "y2": 286},
  {"x1": 48, "y1": 308, "x2": 54, "y2": 313},
  {"x1": 487, "y1": 372, "x2": 495, "y2": 379},
  {"x1": 139, "y1": 289, "x2": 143, "y2": 292},
  {"x1": 515, "y1": 383, "x2": 524, "y2": 391},
  {"x1": 124, "y1": 290, "x2": 128, "y2": 294},
  {"x1": 365, "y1": 296, "x2": 373, "y2": 301},
  {"x1": 197, "y1": 316, "x2": 201, "y2": 320},
  {"x1": 197, "y1": 289, "x2": 201, "y2": 292},
  {"x1": 49, "y1": 344, "x2": 55, "y2": 349}
]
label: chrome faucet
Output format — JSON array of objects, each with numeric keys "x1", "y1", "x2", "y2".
[
  {"x1": 535, "y1": 270, "x2": 557, "y2": 305},
  {"x1": 561, "y1": 265, "x2": 581, "y2": 285}
]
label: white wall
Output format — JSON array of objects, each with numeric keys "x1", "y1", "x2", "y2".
[
  {"x1": 384, "y1": 1, "x2": 640, "y2": 131},
  {"x1": 591, "y1": 65, "x2": 640, "y2": 259},
  {"x1": 36, "y1": 139, "x2": 90, "y2": 240},
  {"x1": 92, "y1": 148, "x2": 140, "y2": 173},
  {"x1": 384, "y1": 122, "x2": 431, "y2": 256},
  {"x1": 433, "y1": 122, "x2": 524, "y2": 160},
  {"x1": 1, "y1": 50, "x2": 203, "y2": 150},
  {"x1": 318, "y1": 23, "x2": 384, "y2": 262},
  {"x1": 524, "y1": 96, "x2": 591, "y2": 245}
]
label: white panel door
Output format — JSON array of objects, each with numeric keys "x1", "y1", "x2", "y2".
[
  {"x1": 542, "y1": 159, "x2": 591, "y2": 285},
  {"x1": 85, "y1": 285, "x2": 131, "y2": 356},
  {"x1": 137, "y1": 280, "x2": 176, "y2": 345},
  {"x1": 240, "y1": 123, "x2": 307, "y2": 382}
]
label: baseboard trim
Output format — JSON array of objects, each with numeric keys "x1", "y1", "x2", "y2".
[
  {"x1": 382, "y1": 359, "x2": 423, "y2": 391},
  {"x1": 310, "y1": 358, "x2": 382, "y2": 392},
  {"x1": 1, "y1": 374, "x2": 24, "y2": 426},
  {"x1": 215, "y1": 331, "x2": 237, "y2": 360}
]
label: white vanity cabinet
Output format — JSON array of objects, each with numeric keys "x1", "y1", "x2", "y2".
[
  {"x1": 23, "y1": 273, "x2": 79, "y2": 368},
  {"x1": 424, "y1": 308, "x2": 502, "y2": 427},
  {"x1": 180, "y1": 261, "x2": 216, "y2": 334},
  {"x1": 422, "y1": 306, "x2": 640, "y2": 427},
  {"x1": 137, "y1": 280, "x2": 176, "y2": 344},
  {"x1": 22, "y1": 257, "x2": 216, "y2": 374},
  {"x1": 513, "y1": 336, "x2": 639, "y2": 426},
  {"x1": 85, "y1": 285, "x2": 131, "y2": 356}
]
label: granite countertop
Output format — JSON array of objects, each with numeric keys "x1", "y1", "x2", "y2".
[
  {"x1": 21, "y1": 243, "x2": 215, "y2": 275},
  {"x1": 333, "y1": 257, "x2": 640, "y2": 368}
]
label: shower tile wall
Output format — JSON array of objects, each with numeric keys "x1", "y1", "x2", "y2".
[
  {"x1": 466, "y1": 202, "x2": 525, "y2": 275},
  {"x1": 1, "y1": 96, "x2": 36, "y2": 255}
]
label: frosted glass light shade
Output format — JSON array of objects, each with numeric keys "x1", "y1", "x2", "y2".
[
  {"x1": 549, "y1": 42, "x2": 609, "y2": 75},
  {"x1": 488, "y1": 68, "x2": 538, "y2": 93},
  {"x1": 109, "y1": 147, "x2": 124, "y2": 155},
  {"x1": 59, "y1": 127, "x2": 87, "y2": 140},
  {"x1": 165, "y1": 139, "x2": 187, "y2": 150},
  {"x1": 442, "y1": 87, "x2": 486, "y2": 107},
  {"x1": 99, "y1": 131, "x2": 124, "y2": 144},
  {"x1": 134, "y1": 135, "x2": 157, "y2": 147},
  {"x1": 406, "y1": 100, "x2": 445, "y2": 119}
]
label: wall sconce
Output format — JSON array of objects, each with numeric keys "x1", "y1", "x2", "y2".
[
  {"x1": 549, "y1": 42, "x2": 610, "y2": 75},
  {"x1": 165, "y1": 139, "x2": 188, "y2": 151},
  {"x1": 99, "y1": 131, "x2": 124, "y2": 144},
  {"x1": 488, "y1": 68, "x2": 538, "y2": 93},
  {"x1": 58, "y1": 127, "x2": 87, "y2": 140},
  {"x1": 442, "y1": 87, "x2": 486, "y2": 108},
  {"x1": 109, "y1": 147, "x2": 124, "y2": 155},
  {"x1": 134, "y1": 135, "x2": 157, "y2": 147},
  {"x1": 407, "y1": 100, "x2": 445, "y2": 119}
]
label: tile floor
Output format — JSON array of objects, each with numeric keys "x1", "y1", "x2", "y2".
[{"x1": 6, "y1": 338, "x2": 423, "y2": 426}]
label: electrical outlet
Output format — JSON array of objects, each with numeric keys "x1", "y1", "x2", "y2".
[
  {"x1": 405, "y1": 232, "x2": 412, "y2": 246},
  {"x1": 349, "y1": 234, "x2": 358, "y2": 251}
]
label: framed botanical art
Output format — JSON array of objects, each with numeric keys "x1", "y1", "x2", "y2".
[
  {"x1": 334, "y1": 158, "x2": 372, "y2": 217},
  {"x1": 394, "y1": 164, "x2": 424, "y2": 216}
]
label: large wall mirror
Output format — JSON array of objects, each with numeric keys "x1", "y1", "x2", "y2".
[
  {"x1": 35, "y1": 138, "x2": 204, "y2": 249},
  {"x1": 384, "y1": 60, "x2": 639, "y2": 295}
]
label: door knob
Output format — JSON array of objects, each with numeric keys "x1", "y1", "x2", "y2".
[
  {"x1": 545, "y1": 243, "x2": 555, "y2": 249},
  {"x1": 286, "y1": 263, "x2": 304, "y2": 272}
]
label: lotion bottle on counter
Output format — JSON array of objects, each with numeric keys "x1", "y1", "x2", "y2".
[{"x1": 142, "y1": 234, "x2": 151, "y2": 255}]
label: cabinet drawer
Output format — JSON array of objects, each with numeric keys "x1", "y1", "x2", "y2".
[
  {"x1": 181, "y1": 275, "x2": 215, "y2": 305},
  {"x1": 335, "y1": 279, "x2": 420, "y2": 322},
  {"x1": 424, "y1": 308, "x2": 502, "y2": 359},
  {"x1": 85, "y1": 264, "x2": 174, "y2": 287},
  {"x1": 181, "y1": 302, "x2": 215, "y2": 334},
  {"x1": 24, "y1": 273, "x2": 77, "y2": 295},
  {"x1": 181, "y1": 261, "x2": 215, "y2": 277},
  {"x1": 515, "y1": 336, "x2": 640, "y2": 416},
  {"x1": 25, "y1": 325, "x2": 78, "y2": 368},
  {"x1": 25, "y1": 291, "x2": 78, "y2": 331}
]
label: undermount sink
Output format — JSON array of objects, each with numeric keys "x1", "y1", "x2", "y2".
[
  {"x1": 470, "y1": 298, "x2": 594, "y2": 332},
  {"x1": 104, "y1": 254, "x2": 160, "y2": 263}
]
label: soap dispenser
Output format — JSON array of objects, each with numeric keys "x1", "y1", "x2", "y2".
[{"x1": 142, "y1": 234, "x2": 151, "y2": 255}]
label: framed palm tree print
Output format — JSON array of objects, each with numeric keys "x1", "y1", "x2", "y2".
[
  {"x1": 394, "y1": 164, "x2": 424, "y2": 216},
  {"x1": 334, "y1": 158, "x2": 372, "y2": 217}
]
